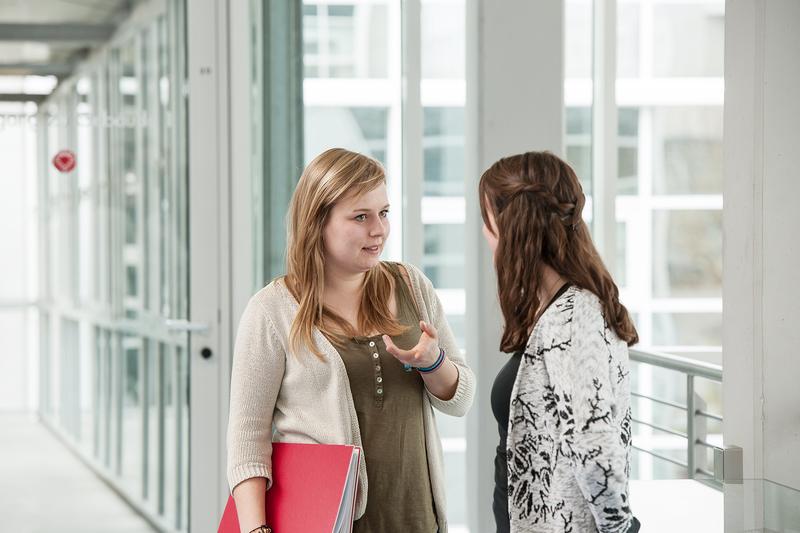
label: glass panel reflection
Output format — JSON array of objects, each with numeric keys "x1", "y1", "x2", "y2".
[
  {"x1": 421, "y1": 1, "x2": 465, "y2": 79},
  {"x1": 652, "y1": 313, "x2": 722, "y2": 347},
  {"x1": 303, "y1": 2, "x2": 389, "y2": 79},
  {"x1": 120, "y1": 333, "x2": 143, "y2": 494},
  {"x1": 618, "y1": 107, "x2": 639, "y2": 195},
  {"x1": 423, "y1": 224, "x2": 465, "y2": 290},
  {"x1": 565, "y1": 106, "x2": 592, "y2": 195},
  {"x1": 652, "y1": 210, "x2": 722, "y2": 298},
  {"x1": 304, "y1": 106, "x2": 389, "y2": 165},
  {"x1": 653, "y1": 107, "x2": 723, "y2": 195},
  {"x1": 653, "y1": 3, "x2": 725, "y2": 78},
  {"x1": 423, "y1": 107, "x2": 465, "y2": 197}
]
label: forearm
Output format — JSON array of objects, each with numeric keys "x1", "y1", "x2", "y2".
[
  {"x1": 420, "y1": 357, "x2": 458, "y2": 400},
  {"x1": 232, "y1": 477, "x2": 268, "y2": 533}
]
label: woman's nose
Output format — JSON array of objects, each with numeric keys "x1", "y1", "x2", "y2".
[{"x1": 369, "y1": 216, "x2": 387, "y2": 236}]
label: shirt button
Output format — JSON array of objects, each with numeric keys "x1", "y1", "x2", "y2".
[
  {"x1": 377, "y1": 377, "x2": 383, "y2": 383},
  {"x1": 372, "y1": 353, "x2": 379, "y2": 359},
  {"x1": 375, "y1": 365, "x2": 381, "y2": 372},
  {"x1": 377, "y1": 388, "x2": 383, "y2": 394},
  {"x1": 369, "y1": 341, "x2": 375, "y2": 347}
]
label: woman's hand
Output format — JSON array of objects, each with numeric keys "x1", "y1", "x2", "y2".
[{"x1": 382, "y1": 321, "x2": 440, "y2": 368}]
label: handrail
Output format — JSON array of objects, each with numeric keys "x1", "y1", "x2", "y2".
[
  {"x1": 631, "y1": 391, "x2": 687, "y2": 411},
  {"x1": 632, "y1": 445, "x2": 688, "y2": 469},
  {"x1": 632, "y1": 417, "x2": 688, "y2": 439},
  {"x1": 628, "y1": 347, "x2": 723, "y2": 489},
  {"x1": 0, "y1": 299, "x2": 38, "y2": 309},
  {"x1": 629, "y1": 348, "x2": 722, "y2": 382},
  {"x1": 696, "y1": 409, "x2": 724, "y2": 422}
]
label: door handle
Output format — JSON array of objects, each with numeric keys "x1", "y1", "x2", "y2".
[{"x1": 164, "y1": 319, "x2": 210, "y2": 334}]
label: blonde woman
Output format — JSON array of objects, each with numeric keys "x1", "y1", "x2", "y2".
[{"x1": 227, "y1": 148, "x2": 475, "y2": 533}]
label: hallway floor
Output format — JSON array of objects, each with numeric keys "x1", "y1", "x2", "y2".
[
  {"x1": 630, "y1": 479, "x2": 723, "y2": 532},
  {"x1": 0, "y1": 413, "x2": 729, "y2": 533},
  {"x1": 0, "y1": 413, "x2": 156, "y2": 533}
]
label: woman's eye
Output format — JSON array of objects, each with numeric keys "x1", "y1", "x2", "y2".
[
  {"x1": 380, "y1": 210, "x2": 389, "y2": 218},
  {"x1": 355, "y1": 214, "x2": 367, "y2": 221}
]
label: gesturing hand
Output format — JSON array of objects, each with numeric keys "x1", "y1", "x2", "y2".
[{"x1": 382, "y1": 321, "x2": 440, "y2": 369}]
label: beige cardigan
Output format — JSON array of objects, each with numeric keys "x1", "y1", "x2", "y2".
[{"x1": 226, "y1": 262, "x2": 475, "y2": 532}]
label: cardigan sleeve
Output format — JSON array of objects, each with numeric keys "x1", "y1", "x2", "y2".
[
  {"x1": 559, "y1": 299, "x2": 633, "y2": 533},
  {"x1": 402, "y1": 262, "x2": 476, "y2": 417},
  {"x1": 226, "y1": 294, "x2": 286, "y2": 493}
]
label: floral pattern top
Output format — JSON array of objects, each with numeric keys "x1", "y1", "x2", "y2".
[{"x1": 507, "y1": 286, "x2": 635, "y2": 533}]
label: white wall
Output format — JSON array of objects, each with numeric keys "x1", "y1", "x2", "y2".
[
  {"x1": 465, "y1": 1, "x2": 564, "y2": 531},
  {"x1": 760, "y1": 0, "x2": 800, "y2": 493},
  {"x1": 723, "y1": 0, "x2": 800, "y2": 528}
]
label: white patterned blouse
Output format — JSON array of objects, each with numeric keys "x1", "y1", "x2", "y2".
[{"x1": 507, "y1": 286, "x2": 635, "y2": 533}]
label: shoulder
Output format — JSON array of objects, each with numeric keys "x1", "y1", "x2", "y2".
[
  {"x1": 536, "y1": 285, "x2": 595, "y2": 328},
  {"x1": 387, "y1": 260, "x2": 425, "y2": 281},
  {"x1": 247, "y1": 277, "x2": 293, "y2": 315},
  {"x1": 568, "y1": 288, "x2": 627, "y2": 352},
  {"x1": 528, "y1": 287, "x2": 604, "y2": 347},
  {"x1": 571, "y1": 287, "x2": 604, "y2": 315},
  {"x1": 383, "y1": 261, "x2": 432, "y2": 291},
  {"x1": 399, "y1": 261, "x2": 433, "y2": 289},
  {"x1": 570, "y1": 287, "x2": 608, "y2": 329}
]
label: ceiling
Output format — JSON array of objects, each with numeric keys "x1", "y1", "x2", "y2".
[{"x1": 0, "y1": 0, "x2": 133, "y2": 99}]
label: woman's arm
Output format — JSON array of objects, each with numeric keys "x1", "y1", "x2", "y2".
[
  {"x1": 558, "y1": 303, "x2": 633, "y2": 533},
  {"x1": 383, "y1": 320, "x2": 459, "y2": 401},
  {"x1": 227, "y1": 294, "x2": 286, "y2": 532},
  {"x1": 232, "y1": 478, "x2": 267, "y2": 533},
  {"x1": 391, "y1": 262, "x2": 475, "y2": 415},
  {"x1": 419, "y1": 351, "x2": 459, "y2": 400}
]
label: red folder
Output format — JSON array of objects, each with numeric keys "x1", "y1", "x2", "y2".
[{"x1": 218, "y1": 442, "x2": 361, "y2": 533}]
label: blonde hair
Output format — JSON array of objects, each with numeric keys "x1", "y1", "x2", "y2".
[{"x1": 285, "y1": 148, "x2": 405, "y2": 357}]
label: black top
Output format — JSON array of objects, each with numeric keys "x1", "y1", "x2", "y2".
[{"x1": 491, "y1": 283, "x2": 571, "y2": 533}]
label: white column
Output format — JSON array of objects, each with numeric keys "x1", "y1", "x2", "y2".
[
  {"x1": 465, "y1": 1, "x2": 564, "y2": 531},
  {"x1": 723, "y1": 0, "x2": 800, "y2": 530},
  {"x1": 592, "y1": 0, "x2": 618, "y2": 270},
  {"x1": 402, "y1": 0, "x2": 424, "y2": 267},
  {"x1": 187, "y1": 0, "x2": 231, "y2": 526},
  {"x1": 229, "y1": 0, "x2": 255, "y2": 323}
]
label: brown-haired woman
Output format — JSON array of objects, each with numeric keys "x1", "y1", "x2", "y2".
[
  {"x1": 227, "y1": 148, "x2": 475, "y2": 533},
  {"x1": 481, "y1": 151, "x2": 640, "y2": 533}
]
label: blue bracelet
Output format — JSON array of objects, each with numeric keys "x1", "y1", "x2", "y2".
[{"x1": 416, "y1": 348, "x2": 446, "y2": 373}]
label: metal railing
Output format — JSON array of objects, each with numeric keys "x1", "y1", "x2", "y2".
[{"x1": 628, "y1": 348, "x2": 723, "y2": 488}]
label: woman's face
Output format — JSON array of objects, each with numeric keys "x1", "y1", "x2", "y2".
[
  {"x1": 322, "y1": 183, "x2": 390, "y2": 275},
  {"x1": 482, "y1": 203, "x2": 499, "y2": 257}
]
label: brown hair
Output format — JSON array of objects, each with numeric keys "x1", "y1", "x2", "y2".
[
  {"x1": 285, "y1": 148, "x2": 405, "y2": 357},
  {"x1": 479, "y1": 150, "x2": 638, "y2": 352}
]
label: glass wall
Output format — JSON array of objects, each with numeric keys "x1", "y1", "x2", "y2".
[
  {"x1": 563, "y1": 0, "x2": 725, "y2": 482},
  {"x1": 564, "y1": 0, "x2": 724, "y2": 483},
  {"x1": 616, "y1": 0, "x2": 724, "y2": 481},
  {"x1": 302, "y1": 2, "x2": 395, "y2": 171},
  {"x1": 36, "y1": 1, "x2": 190, "y2": 529},
  {"x1": 611, "y1": 0, "x2": 724, "y2": 357}
]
